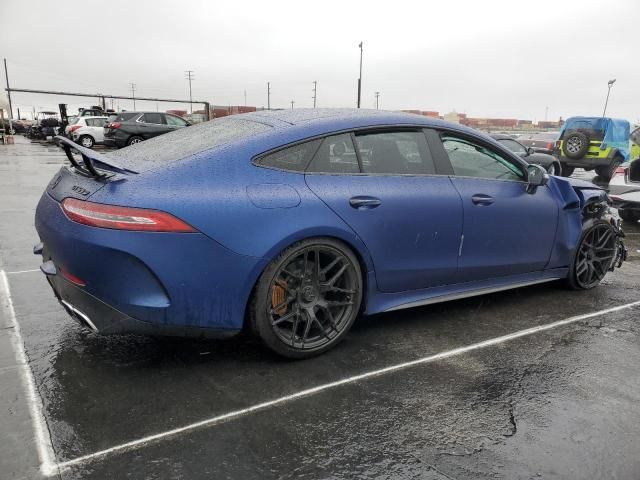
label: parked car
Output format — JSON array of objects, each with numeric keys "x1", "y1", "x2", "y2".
[
  {"x1": 490, "y1": 134, "x2": 561, "y2": 175},
  {"x1": 36, "y1": 110, "x2": 626, "y2": 358},
  {"x1": 518, "y1": 131, "x2": 559, "y2": 155},
  {"x1": 26, "y1": 111, "x2": 60, "y2": 140},
  {"x1": 67, "y1": 116, "x2": 109, "y2": 148},
  {"x1": 609, "y1": 156, "x2": 640, "y2": 223},
  {"x1": 555, "y1": 117, "x2": 631, "y2": 179},
  {"x1": 103, "y1": 111, "x2": 190, "y2": 148}
]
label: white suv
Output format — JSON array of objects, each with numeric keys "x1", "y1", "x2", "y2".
[{"x1": 68, "y1": 116, "x2": 109, "y2": 148}]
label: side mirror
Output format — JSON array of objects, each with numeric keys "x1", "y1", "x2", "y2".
[
  {"x1": 526, "y1": 164, "x2": 548, "y2": 193},
  {"x1": 527, "y1": 147, "x2": 535, "y2": 155}
]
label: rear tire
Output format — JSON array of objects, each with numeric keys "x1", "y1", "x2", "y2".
[
  {"x1": 79, "y1": 135, "x2": 94, "y2": 148},
  {"x1": 250, "y1": 238, "x2": 363, "y2": 359},
  {"x1": 127, "y1": 136, "x2": 144, "y2": 146},
  {"x1": 560, "y1": 164, "x2": 575, "y2": 177},
  {"x1": 595, "y1": 157, "x2": 622, "y2": 180},
  {"x1": 619, "y1": 209, "x2": 640, "y2": 223},
  {"x1": 566, "y1": 219, "x2": 617, "y2": 290}
]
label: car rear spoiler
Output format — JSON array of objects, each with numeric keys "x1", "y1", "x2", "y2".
[{"x1": 55, "y1": 136, "x2": 138, "y2": 178}]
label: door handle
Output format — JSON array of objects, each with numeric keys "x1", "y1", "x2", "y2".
[
  {"x1": 471, "y1": 194, "x2": 495, "y2": 206},
  {"x1": 349, "y1": 196, "x2": 382, "y2": 209}
]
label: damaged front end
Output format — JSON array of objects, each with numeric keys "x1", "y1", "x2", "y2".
[{"x1": 580, "y1": 189, "x2": 628, "y2": 270}]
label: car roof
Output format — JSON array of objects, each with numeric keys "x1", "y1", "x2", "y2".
[{"x1": 238, "y1": 108, "x2": 484, "y2": 139}]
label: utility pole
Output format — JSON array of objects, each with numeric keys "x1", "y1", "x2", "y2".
[
  {"x1": 357, "y1": 42, "x2": 363, "y2": 108},
  {"x1": 3, "y1": 58, "x2": 14, "y2": 121},
  {"x1": 17, "y1": 107, "x2": 20, "y2": 119},
  {"x1": 185, "y1": 70, "x2": 195, "y2": 113},
  {"x1": 267, "y1": 82, "x2": 271, "y2": 110},
  {"x1": 130, "y1": 82, "x2": 136, "y2": 110},
  {"x1": 312, "y1": 81, "x2": 317, "y2": 108},
  {"x1": 375, "y1": 91, "x2": 380, "y2": 110},
  {"x1": 602, "y1": 79, "x2": 616, "y2": 117},
  {"x1": 291, "y1": 100, "x2": 295, "y2": 109}
]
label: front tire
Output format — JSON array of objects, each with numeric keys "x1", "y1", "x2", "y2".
[
  {"x1": 566, "y1": 219, "x2": 618, "y2": 290},
  {"x1": 250, "y1": 238, "x2": 363, "y2": 359}
]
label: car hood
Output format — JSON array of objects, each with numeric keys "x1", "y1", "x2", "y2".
[{"x1": 563, "y1": 177, "x2": 603, "y2": 191}]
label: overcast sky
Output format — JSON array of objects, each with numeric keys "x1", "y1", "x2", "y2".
[{"x1": 0, "y1": 0, "x2": 637, "y2": 122}]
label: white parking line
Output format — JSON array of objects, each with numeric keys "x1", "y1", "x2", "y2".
[
  {"x1": 5, "y1": 269, "x2": 40, "y2": 275},
  {"x1": 48, "y1": 299, "x2": 640, "y2": 474},
  {"x1": 0, "y1": 271, "x2": 59, "y2": 477}
]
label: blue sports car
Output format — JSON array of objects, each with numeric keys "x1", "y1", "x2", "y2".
[{"x1": 35, "y1": 109, "x2": 627, "y2": 358}]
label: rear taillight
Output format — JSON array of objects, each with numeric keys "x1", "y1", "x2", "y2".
[
  {"x1": 69, "y1": 125, "x2": 82, "y2": 133},
  {"x1": 61, "y1": 198, "x2": 197, "y2": 232},
  {"x1": 109, "y1": 121, "x2": 121, "y2": 129},
  {"x1": 59, "y1": 267, "x2": 86, "y2": 286}
]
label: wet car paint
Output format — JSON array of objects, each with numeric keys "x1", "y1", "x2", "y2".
[{"x1": 1, "y1": 137, "x2": 640, "y2": 479}]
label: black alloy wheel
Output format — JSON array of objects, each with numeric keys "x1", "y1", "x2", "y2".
[
  {"x1": 251, "y1": 238, "x2": 362, "y2": 358},
  {"x1": 571, "y1": 221, "x2": 617, "y2": 289}
]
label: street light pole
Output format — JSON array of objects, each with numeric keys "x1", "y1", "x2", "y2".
[
  {"x1": 602, "y1": 79, "x2": 616, "y2": 117},
  {"x1": 357, "y1": 42, "x2": 363, "y2": 108},
  {"x1": 267, "y1": 82, "x2": 271, "y2": 110},
  {"x1": 375, "y1": 91, "x2": 380, "y2": 110}
]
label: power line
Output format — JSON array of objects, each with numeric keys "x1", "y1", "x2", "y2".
[{"x1": 185, "y1": 70, "x2": 195, "y2": 113}]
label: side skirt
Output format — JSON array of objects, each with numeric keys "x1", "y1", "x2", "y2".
[{"x1": 366, "y1": 269, "x2": 569, "y2": 314}]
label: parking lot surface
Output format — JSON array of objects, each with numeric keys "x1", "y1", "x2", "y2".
[{"x1": 1, "y1": 137, "x2": 640, "y2": 479}]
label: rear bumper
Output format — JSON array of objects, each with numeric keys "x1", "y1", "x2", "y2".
[
  {"x1": 45, "y1": 269, "x2": 237, "y2": 338},
  {"x1": 35, "y1": 191, "x2": 267, "y2": 335},
  {"x1": 103, "y1": 137, "x2": 125, "y2": 148},
  {"x1": 558, "y1": 155, "x2": 612, "y2": 167}
]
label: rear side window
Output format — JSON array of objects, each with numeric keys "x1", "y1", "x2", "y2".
[
  {"x1": 140, "y1": 113, "x2": 164, "y2": 124},
  {"x1": 355, "y1": 131, "x2": 435, "y2": 174},
  {"x1": 165, "y1": 114, "x2": 189, "y2": 126},
  {"x1": 257, "y1": 139, "x2": 321, "y2": 172},
  {"x1": 109, "y1": 112, "x2": 138, "y2": 122},
  {"x1": 307, "y1": 133, "x2": 360, "y2": 174}
]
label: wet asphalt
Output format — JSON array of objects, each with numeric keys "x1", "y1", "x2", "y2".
[{"x1": 1, "y1": 136, "x2": 639, "y2": 480}]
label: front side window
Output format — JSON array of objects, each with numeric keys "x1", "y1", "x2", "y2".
[
  {"x1": 631, "y1": 128, "x2": 640, "y2": 145},
  {"x1": 165, "y1": 114, "x2": 188, "y2": 126},
  {"x1": 355, "y1": 131, "x2": 434, "y2": 174},
  {"x1": 307, "y1": 133, "x2": 360, "y2": 174},
  {"x1": 498, "y1": 138, "x2": 527, "y2": 154},
  {"x1": 441, "y1": 134, "x2": 525, "y2": 181},
  {"x1": 257, "y1": 139, "x2": 321, "y2": 172},
  {"x1": 140, "y1": 113, "x2": 164, "y2": 125}
]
